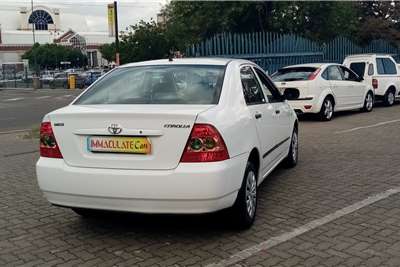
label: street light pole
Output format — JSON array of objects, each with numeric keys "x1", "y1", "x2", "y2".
[
  {"x1": 114, "y1": 1, "x2": 120, "y2": 66},
  {"x1": 31, "y1": 0, "x2": 36, "y2": 44},
  {"x1": 31, "y1": 0, "x2": 38, "y2": 76}
]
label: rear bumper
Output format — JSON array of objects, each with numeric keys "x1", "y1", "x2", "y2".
[
  {"x1": 288, "y1": 98, "x2": 319, "y2": 114},
  {"x1": 36, "y1": 153, "x2": 248, "y2": 214}
]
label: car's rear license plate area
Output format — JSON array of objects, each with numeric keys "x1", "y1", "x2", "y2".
[{"x1": 87, "y1": 136, "x2": 151, "y2": 154}]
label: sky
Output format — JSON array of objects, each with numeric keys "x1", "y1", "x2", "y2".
[{"x1": 0, "y1": 0, "x2": 168, "y2": 32}]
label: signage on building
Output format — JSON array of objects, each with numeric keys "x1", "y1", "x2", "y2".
[{"x1": 108, "y1": 3, "x2": 115, "y2": 37}]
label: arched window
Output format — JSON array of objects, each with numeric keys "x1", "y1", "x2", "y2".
[{"x1": 28, "y1": 10, "x2": 54, "y2": 30}]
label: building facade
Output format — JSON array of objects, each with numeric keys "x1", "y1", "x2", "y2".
[{"x1": 0, "y1": 5, "x2": 113, "y2": 67}]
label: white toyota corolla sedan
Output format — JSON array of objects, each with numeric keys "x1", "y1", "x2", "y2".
[
  {"x1": 271, "y1": 63, "x2": 374, "y2": 121},
  {"x1": 36, "y1": 58, "x2": 298, "y2": 228}
]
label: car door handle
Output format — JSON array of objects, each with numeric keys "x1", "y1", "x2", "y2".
[
  {"x1": 275, "y1": 109, "x2": 281, "y2": 115},
  {"x1": 255, "y1": 113, "x2": 262, "y2": 119}
]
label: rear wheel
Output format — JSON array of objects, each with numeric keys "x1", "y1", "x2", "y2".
[
  {"x1": 319, "y1": 97, "x2": 334, "y2": 121},
  {"x1": 283, "y1": 127, "x2": 298, "y2": 168},
  {"x1": 231, "y1": 162, "x2": 257, "y2": 229},
  {"x1": 384, "y1": 89, "x2": 395, "y2": 106},
  {"x1": 362, "y1": 91, "x2": 374, "y2": 112}
]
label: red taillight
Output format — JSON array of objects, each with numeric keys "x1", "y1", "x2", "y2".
[
  {"x1": 40, "y1": 122, "x2": 63, "y2": 158},
  {"x1": 180, "y1": 124, "x2": 229, "y2": 163},
  {"x1": 308, "y1": 68, "x2": 321, "y2": 80},
  {"x1": 372, "y1": 79, "x2": 378, "y2": 89}
]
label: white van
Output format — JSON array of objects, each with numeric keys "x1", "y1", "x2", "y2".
[{"x1": 343, "y1": 54, "x2": 400, "y2": 106}]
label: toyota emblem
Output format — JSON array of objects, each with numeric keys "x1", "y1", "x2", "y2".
[{"x1": 108, "y1": 124, "x2": 123, "y2": 135}]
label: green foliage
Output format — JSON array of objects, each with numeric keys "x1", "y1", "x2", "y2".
[
  {"x1": 119, "y1": 20, "x2": 171, "y2": 64},
  {"x1": 22, "y1": 43, "x2": 87, "y2": 70},
  {"x1": 99, "y1": 43, "x2": 116, "y2": 62},
  {"x1": 108, "y1": 0, "x2": 400, "y2": 64},
  {"x1": 357, "y1": 1, "x2": 400, "y2": 45},
  {"x1": 271, "y1": 1, "x2": 361, "y2": 42}
]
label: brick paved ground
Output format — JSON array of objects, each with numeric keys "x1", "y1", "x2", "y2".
[{"x1": 0, "y1": 103, "x2": 400, "y2": 266}]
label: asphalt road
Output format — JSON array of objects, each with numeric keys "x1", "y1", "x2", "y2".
[
  {"x1": 0, "y1": 89, "x2": 83, "y2": 132},
  {"x1": 1, "y1": 96, "x2": 400, "y2": 266}
]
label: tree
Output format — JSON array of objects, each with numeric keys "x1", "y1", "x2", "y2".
[
  {"x1": 357, "y1": 1, "x2": 400, "y2": 44},
  {"x1": 22, "y1": 44, "x2": 87, "y2": 70},
  {"x1": 99, "y1": 43, "x2": 116, "y2": 62},
  {"x1": 119, "y1": 20, "x2": 171, "y2": 64}
]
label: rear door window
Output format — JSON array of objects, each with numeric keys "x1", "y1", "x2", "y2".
[
  {"x1": 327, "y1": 66, "x2": 343, "y2": 80},
  {"x1": 349, "y1": 62, "x2": 366, "y2": 78},
  {"x1": 376, "y1": 58, "x2": 397, "y2": 75}
]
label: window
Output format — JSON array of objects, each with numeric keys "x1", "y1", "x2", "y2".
[
  {"x1": 254, "y1": 68, "x2": 284, "y2": 102},
  {"x1": 271, "y1": 67, "x2": 317, "y2": 82},
  {"x1": 376, "y1": 58, "x2": 397, "y2": 75},
  {"x1": 368, "y1": 64, "x2": 374, "y2": 76},
  {"x1": 321, "y1": 69, "x2": 329, "y2": 80},
  {"x1": 339, "y1": 66, "x2": 360, "y2": 82},
  {"x1": 327, "y1": 66, "x2": 343, "y2": 80},
  {"x1": 74, "y1": 65, "x2": 225, "y2": 105},
  {"x1": 240, "y1": 66, "x2": 266, "y2": 105},
  {"x1": 349, "y1": 62, "x2": 366, "y2": 78},
  {"x1": 28, "y1": 10, "x2": 54, "y2": 31}
]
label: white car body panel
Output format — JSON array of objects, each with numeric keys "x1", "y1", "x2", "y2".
[
  {"x1": 36, "y1": 58, "x2": 297, "y2": 214},
  {"x1": 343, "y1": 54, "x2": 400, "y2": 99},
  {"x1": 273, "y1": 63, "x2": 371, "y2": 114}
]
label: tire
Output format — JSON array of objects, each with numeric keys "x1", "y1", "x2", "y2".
[
  {"x1": 72, "y1": 208, "x2": 101, "y2": 218},
  {"x1": 319, "y1": 97, "x2": 334, "y2": 121},
  {"x1": 283, "y1": 127, "x2": 298, "y2": 168},
  {"x1": 230, "y1": 162, "x2": 257, "y2": 229},
  {"x1": 384, "y1": 89, "x2": 395, "y2": 106},
  {"x1": 362, "y1": 91, "x2": 374, "y2": 112}
]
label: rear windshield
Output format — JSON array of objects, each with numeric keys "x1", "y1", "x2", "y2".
[
  {"x1": 271, "y1": 67, "x2": 317, "y2": 82},
  {"x1": 74, "y1": 65, "x2": 225, "y2": 105},
  {"x1": 349, "y1": 62, "x2": 366, "y2": 77}
]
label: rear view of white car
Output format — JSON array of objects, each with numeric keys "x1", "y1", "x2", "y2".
[
  {"x1": 36, "y1": 58, "x2": 298, "y2": 229},
  {"x1": 343, "y1": 54, "x2": 400, "y2": 106},
  {"x1": 271, "y1": 63, "x2": 374, "y2": 121}
]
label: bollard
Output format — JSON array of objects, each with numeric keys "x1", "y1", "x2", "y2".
[{"x1": 32, "y1": 77, "x2": 41, "y2": 90}]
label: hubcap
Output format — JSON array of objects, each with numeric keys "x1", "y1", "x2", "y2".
[
  {"x1": 291, "y1": 131, "x2": 298, "y2": 161},
  {"x1": 324, "y1": 99, "x2": 333, "y2": 119},
  {"x1": 366, "y1": 93, "x2": 373, "y2": 110},
  {"x1": 388, "y1": 92, "x2": 395, "y2": 105},
  {"x1": 245, "y1": 171, "x2": 257, "y2": 218}
]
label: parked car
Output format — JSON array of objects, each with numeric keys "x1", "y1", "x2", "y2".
[
  {"x1": 271, "y1": 63, "x2": 374, "y2": 121},
  {"x1": 343, "y1": 54, "x2": 400, "y2": 106},
  {"x1": 48, "y1": 72, "x2": 85, "y2": 89},
  {"x1": 36, "y1": 58, "x2": 299, "y2": 229},
  {"x1": 84, "y1": 70, "x2": 103, "y2": 86}
]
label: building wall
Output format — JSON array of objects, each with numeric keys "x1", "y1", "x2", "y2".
[{"x1": 0, "y1": 50, "x2": 26, "y2": 65}]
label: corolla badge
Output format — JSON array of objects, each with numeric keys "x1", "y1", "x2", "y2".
[{"x1": 108, "y1": 124, "x2": 123, "y2": 135}]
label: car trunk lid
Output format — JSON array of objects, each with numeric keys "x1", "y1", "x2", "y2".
[{"x1": 48, "y1": 104, "x2": 213, "y2": 170}]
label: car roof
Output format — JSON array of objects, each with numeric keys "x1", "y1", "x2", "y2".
[
  {"x1": 345, "y1": 53, "x2": 393, "y2": 58},
  {"x1": 119, "y1": 57, "x2": 253, "y2": 68}
]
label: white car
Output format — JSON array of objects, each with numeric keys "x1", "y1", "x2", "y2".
[
  {"x1": 343, "y1": 54, "x2": 400, "y2": 106},
  {"x1": 36, "y1": 58, "x2": 298, "y2": 228},
  {"x1": 271, "y1": 63, "x2": 374, "y2": 121}
]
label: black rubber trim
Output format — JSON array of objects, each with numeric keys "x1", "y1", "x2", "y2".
[
  {"x1": 290, "y1": 97, "x2": 314, "y2": 101},
  {"x1": 262, "y1": 137, "x2": 291, "y2": 159}
]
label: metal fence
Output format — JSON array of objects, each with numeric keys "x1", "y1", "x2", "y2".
[{"x1": 185, "y1": 32, "x2": 400, "y2": 73}]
